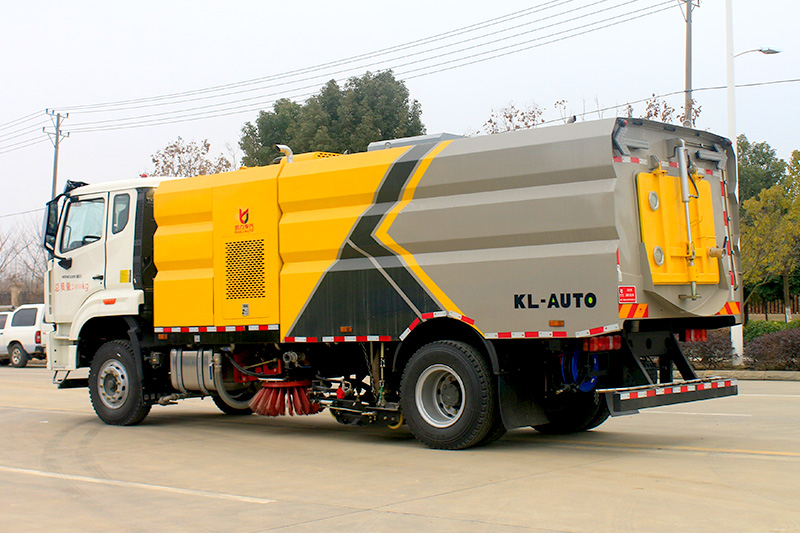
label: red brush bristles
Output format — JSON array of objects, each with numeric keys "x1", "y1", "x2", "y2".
[{"x1": 248, "y1": 382, "x2": 321, "y2": 417}]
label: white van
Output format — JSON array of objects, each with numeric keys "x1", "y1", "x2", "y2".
[{"x1": 0, "y1": 304, "x2": 49, "y2": 368}]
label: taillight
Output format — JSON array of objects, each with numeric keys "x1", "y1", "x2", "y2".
[
  {"x1": 683, "y1": 329, "x2": 707, "y2": 342},
  {"x1": 35, "y1": 331, "x2": 41, "y2": 344},
  {"x1": 583, "y1": 335, "x2": 622, "y2": 352}
]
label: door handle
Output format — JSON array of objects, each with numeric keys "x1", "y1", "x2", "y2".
[{"x1": 92, "y1": 275, "x2": 104, "y2": 280}]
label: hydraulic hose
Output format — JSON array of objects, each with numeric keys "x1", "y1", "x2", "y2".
[{"x1": 212, "y1": 353, "x2": 253, "y2": 410}]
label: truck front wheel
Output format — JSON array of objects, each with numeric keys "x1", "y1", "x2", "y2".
[
  {"x1": 401, "y1": 341, "x2": 499, "y2": 449},
  {"x1": 89, "y1": 341, "x2": 151, "y2": 426}
]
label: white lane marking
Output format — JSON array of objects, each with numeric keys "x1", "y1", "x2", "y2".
[
  {"x1": 740, "y1": 394, "x2": 800, "y2": 398},
  {"x1": 645, "y1": 411, "x2": 751, "y2": 417},
  {"x1": 0, "y1": 465, "x2": 274, "y2": 504}
]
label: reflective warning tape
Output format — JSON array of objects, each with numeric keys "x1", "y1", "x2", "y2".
[
  {"x1": 154, "y1": 324, "x2": 279, "y2": 333},
  {"x1": 485, "y1": 331, "x2": 568, "y2": 339},
  {"x1": 575, "y1": 324, "x2": 621, "y2": 338},
  {"x1": 716, "y1": 302, "x2": 741, "y2": 316},
  {"x1": 619, "y1": 379, "x2": 734, "y2": 400},
  {"x1": 612, "y1": 157, "x2": 721, "y2": 177},
  {"x1": 619, "y1": 303, "x2": 649, "y2": 319},
  {"x1": 285, "y1": 335, "x2": 393, "y2": 343},
  {"x1": 613, "y1": 155, "x2": 648, "y2": 165},
  {"x1": 399, "y1": 311, "x2": 476, "y2": 341}
]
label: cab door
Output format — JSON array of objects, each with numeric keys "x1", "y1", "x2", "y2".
[{"x1": 51, "y1": 193, "x2": 108, "y2": 324}]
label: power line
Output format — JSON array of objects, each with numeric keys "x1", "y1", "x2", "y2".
[
  {"x1": 63, "y1": 0, "x2": 613, "y2": 117},
  {"x1": 66, "y1": 1, "x2": 669, "y2": 133},
  {"x1": 0, "y1": 110, "x2": 45, "y2": 132},
  {"x1": 1, "y1": 0, "x2": 668, "y2": 139},
  {"x1": 0, "y1": 208, "x2": 44, "y2": 220},
  {"x1": 59, "y1": 0, "x2": 575, "y2": 113},
  {"x1": 66, "y1": 0, "x2": 633, "y2": 128},
  {"x1": 0, "y1": 138, "x2": 49, "y2": 156}
]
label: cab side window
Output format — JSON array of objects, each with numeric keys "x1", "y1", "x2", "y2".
[
  {"x1": 60, "y1": 198, "x2": 105, "y2": 253},
  {"x1": 112, "y1": 194, "x2": 130, "y2": 235}
]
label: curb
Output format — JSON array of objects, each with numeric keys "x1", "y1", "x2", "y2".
[{"x1": 691, "y1": 370, "x2": 800, "y2": 382}]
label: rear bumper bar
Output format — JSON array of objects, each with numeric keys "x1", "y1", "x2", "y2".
[{"x1": 598, "y1": 378, "x2": 738, "y2": 415}]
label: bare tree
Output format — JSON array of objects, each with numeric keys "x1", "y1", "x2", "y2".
[
  {"x1": 481, "y1": 102, "x2": 545, "y2": 134},
  {"x1": 149, "y1": 137, "x2": 232, "y2": 177}
]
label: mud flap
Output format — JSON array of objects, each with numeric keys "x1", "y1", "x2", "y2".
[{"x1": 497, "y1": 373, "x2": 549, "y2": 429}]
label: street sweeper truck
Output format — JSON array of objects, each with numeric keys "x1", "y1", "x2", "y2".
[{"x1": 43, "y1": 117, "x2": 741, "y2": 449}]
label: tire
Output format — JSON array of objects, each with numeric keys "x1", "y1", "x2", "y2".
[
  {"x1": 401, "y1": 341, "x2": 498, "y2": 450},
  {"x1": 212, "y1": 391, "x2": 254, "y2": 416},
  {"x1": 533, "y1": 391, "x2": 608, "y2": 434},
  {"x1": 9, "y1": 343, "x2": 29, "y2": 368},
  {"x1": 89, "y1": 340, "x2": 151, "y2": 426},
  {"x1": 477, "y1": 411, "x2": 508, "y2": 447}
]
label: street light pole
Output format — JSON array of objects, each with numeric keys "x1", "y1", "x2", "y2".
[
  {"x1": 725, "y1": 0, "x2": 743, "y2": 366},
  {"x1": 683, "y1": 0, "x2": 695, "y2": 127},
  {"x1": 724, "y1": 0, "x2": 781, "y2": 366}
]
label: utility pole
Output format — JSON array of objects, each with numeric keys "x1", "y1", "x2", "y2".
[
  {"x1": 682, "y1": 0, "x2": 696, "y2": 127},
  {"x1": 44, "y1": 109, "x2": 69, "y2": 199}
]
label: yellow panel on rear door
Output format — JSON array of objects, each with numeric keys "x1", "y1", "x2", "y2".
[{"x1": 637, "y1": 170, "x2": 719, "y2": 285}]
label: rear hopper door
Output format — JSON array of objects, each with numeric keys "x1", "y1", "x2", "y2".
[{"x1": 636, "y1": 160, "x2": 719, "y2": 299}]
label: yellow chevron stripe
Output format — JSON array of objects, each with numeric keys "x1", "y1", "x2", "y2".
[{"x1": 373, "y1": 141, "x2": 464, "y2": 316}]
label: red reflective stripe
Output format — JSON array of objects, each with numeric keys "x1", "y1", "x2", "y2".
[
  {"x1": 421, "y1": 312, "x2": 435, "y2": 320},
  {"x1": 497, "y1": 332, "x2": 512, "y2": 338},
  {"x1": 525, "y1": 332, "x2": 540, "y2": 338},
  {"x1": 613, "y1": 156, "x2": 623, "y2": 162},
  {"x1": 408, "y1": 318, "x2": 421, "y2": 330},
  {"x1": 461, "y1": 315, "x2": 475, "y2": 325},
  {"x1": 553, "y1": 331, "x2": 567, "y2": 338},
  {"x1": 589, "y1": 326, "x2": 605, "y2": 335}
]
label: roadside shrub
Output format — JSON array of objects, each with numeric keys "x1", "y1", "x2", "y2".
[
  {"x1": 744, "y1": 329, "x2": 800, "y2": 370},
  {"x1": 681, "y1": 329, "x2": 733, "y2": 369},
  {"x1": 784, "y1": 318, "x2": 800, "y2": 330},
  {"x1": 743, "y1": 320, "x2": 788, "y2": 343}
]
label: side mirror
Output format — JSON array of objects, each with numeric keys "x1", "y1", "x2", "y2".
[{"x1": 58, "y1": 257, "x2": 72, "y2": 269}]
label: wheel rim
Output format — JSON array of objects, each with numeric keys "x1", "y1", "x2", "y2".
[
  {"x1": 415, "y1": 364, "x2": 465, "y2": 428},
  {"x1": 97, "y1": 359, "x2": 129, "y2": 409},
  {"x1": 11, "y1": 348, "x2": 22, "y2": 365}
]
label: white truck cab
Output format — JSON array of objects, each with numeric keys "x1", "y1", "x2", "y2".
[{"x1": 43, "y1": 178, "x2": 163, "y2": 371}]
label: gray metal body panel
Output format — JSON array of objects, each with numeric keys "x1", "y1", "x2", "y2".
[{"x1": 387, "y1": 118, "x2": 740, "y2": 338}]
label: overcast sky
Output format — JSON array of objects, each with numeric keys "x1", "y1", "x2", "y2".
[{"x1": 1, "y1": 0, "x2": 797, "y2": 229}]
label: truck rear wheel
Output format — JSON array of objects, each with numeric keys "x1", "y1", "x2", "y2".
[
  {"x1": 9, "y1": 343, "x2": 29, "y2": 368},
  {"x1": 89, "y1": 340, "x2": 151, "y2": 426},
  {"x1": 533, "y1": 391, "x2": 609, "y2": 434},
  {"x1": 401, "y1": 341, "x2": 498, "y2": 450}
]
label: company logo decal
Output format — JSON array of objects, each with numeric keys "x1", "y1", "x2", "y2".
[
  {"x1": 235, "y1": 208, "x2": 254, "y2": 233},
  {"x1": 514, "y1": 292, "x2": 597, "y2": 309}
]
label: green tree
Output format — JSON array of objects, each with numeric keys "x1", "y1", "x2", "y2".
[
  {"x1": 240, "y1": 71, "x2": 424, "y2": 166},
  {"x1": 149, "y1": 137, "x2": 232, "y2": 177},
  {"x1": 741, "y1": 150, "x2": 800, "y2": 321},
  {"x1": 737, "y1": 135, "x2": 787, "y2": 202}
]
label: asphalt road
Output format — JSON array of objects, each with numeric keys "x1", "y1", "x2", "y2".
[{"x1": 1, "y1": 364, "x2": 799, "y2": 532}]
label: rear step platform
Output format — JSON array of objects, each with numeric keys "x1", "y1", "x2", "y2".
[{"x1": 599, "y1": 378, "x2": 738, "y2": 416}]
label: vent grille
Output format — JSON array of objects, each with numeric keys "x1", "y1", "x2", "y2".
[{"x1": 225, "y1": 239, "x2": 265, "y2": 300}]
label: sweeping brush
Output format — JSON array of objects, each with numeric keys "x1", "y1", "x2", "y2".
[{"x1": 249, "y1": 380, "x2": 322, "y2": 416}]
